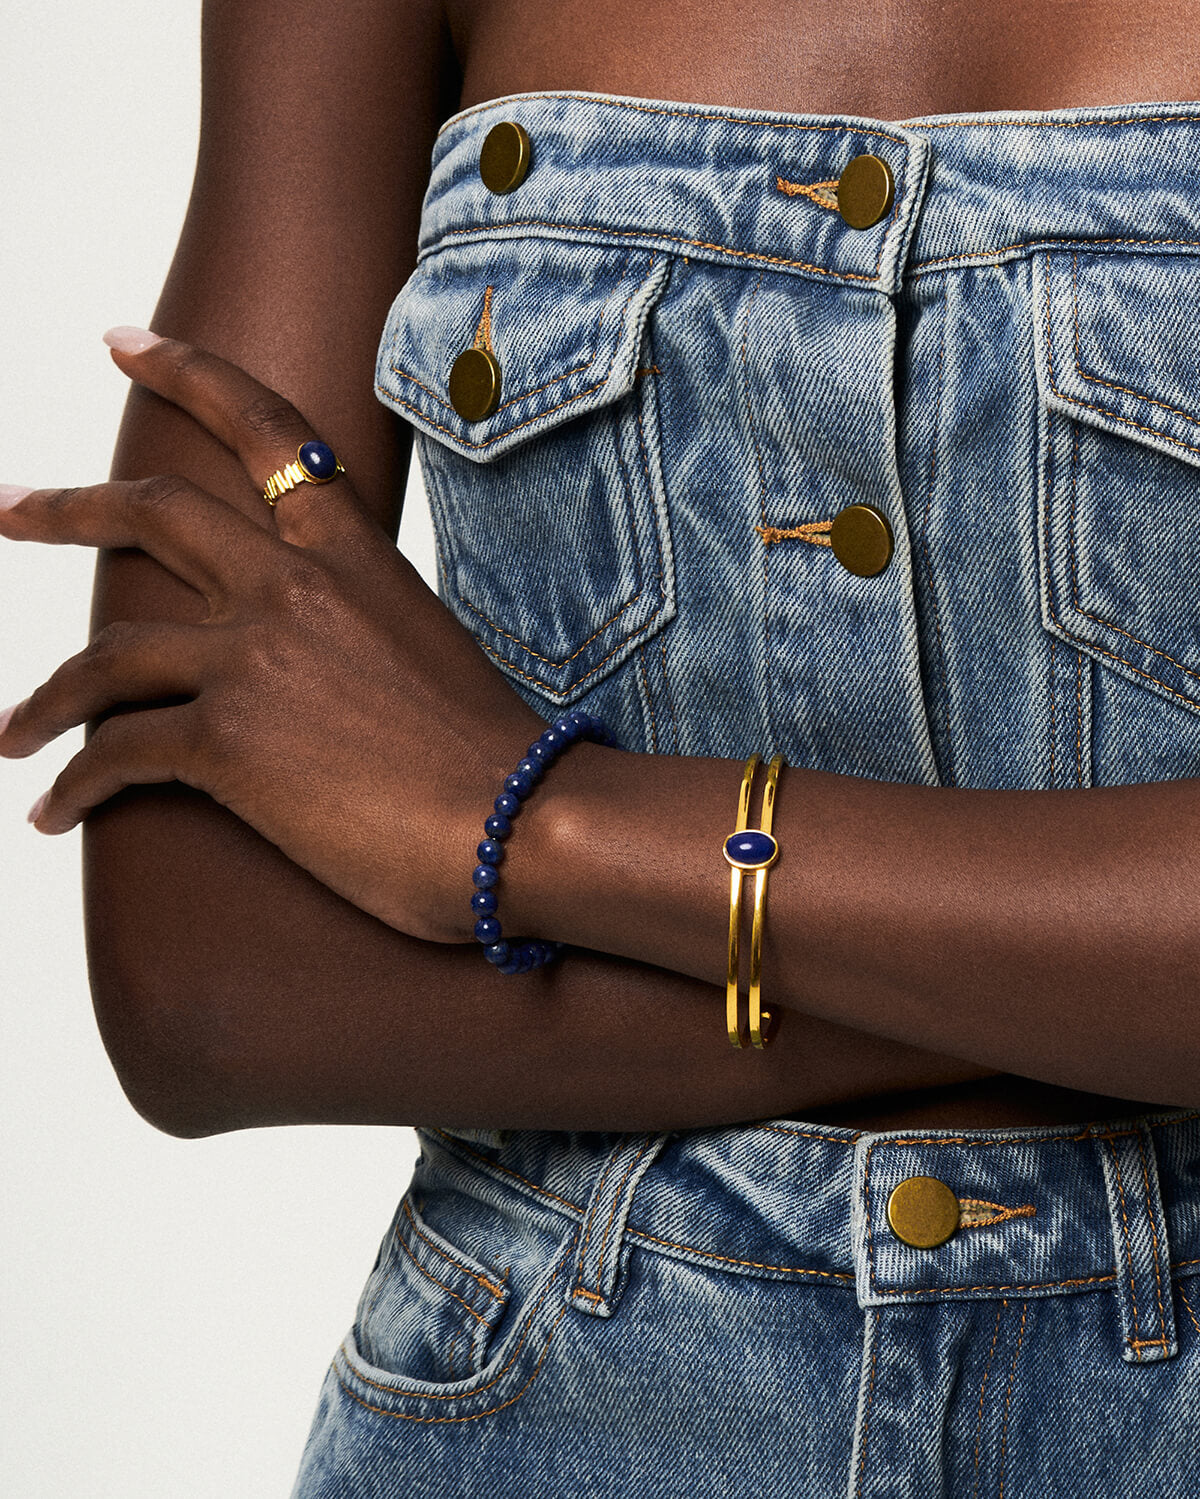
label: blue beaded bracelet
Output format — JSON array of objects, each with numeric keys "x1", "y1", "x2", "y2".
[{"x1": 471, "y1": 711, "x2": 619, "y2": 975}]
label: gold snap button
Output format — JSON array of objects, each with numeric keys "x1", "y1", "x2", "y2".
[
  {"x1": 837, "y1": 154, "x2": 895, "y2": 230},
  {"x1": 887, "y1": 1176, "x2": 961, "y2": 1249},
  {"x1": 479, "y1": 121, "x2": 531, "y2": 195},
  {"x1": 829, "y1": 503, "x2": 894, "y2": 577},
  {"x1": 448, "y1": 347, "x2": 502, "y2": 422}
]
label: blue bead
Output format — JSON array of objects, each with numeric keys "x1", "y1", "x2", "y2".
[
  {"x1": 527, "y1": 740, "x2": 550, "y2": 765},
  {"x1": 516, "y1": 757, "x2": 541, "y2": 782},
  {"x1": 474, "y1": 916, "x2": 502, "y2": 944},
  {"x1": 723, "y1": 829, "x2": 779, "y2": 869},
  {"x1": 540, "y1": 727, "x2": 564, "y2": 753},
  {"x1": 553, "y1": 715, "x2": 580, "y2": 741},
  {"x1": 472, "y1": 863, "x2": 499, "y2": 889},
  {"x1": 477, "y1": 838, "x2": 505, "y2": 865},
  {"x1": 484, "y1": 940, "x2": 511, "y2": 966},
  {"x1": 494, "y1": 792, "x2": 520, "y2": 818},
  {"x1": 471, "y1": 889, "x2": 498, "y2": 915},
  {"x1": 568, "y1": 711, "x2": 592, "y2": 733},
  {"x1": 484, "y1": 813, "x2": 511, "y2": 840},
  {"x1": 297, "y1": 439, "x2": 339, "y2": 481},
  {"x1": 505, "y1": 770, "x2": 534, "y2": 799}
]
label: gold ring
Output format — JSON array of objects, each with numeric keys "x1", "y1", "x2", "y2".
[{"x1": 263, "y1": 440, "x2": 345, "y2": 507}]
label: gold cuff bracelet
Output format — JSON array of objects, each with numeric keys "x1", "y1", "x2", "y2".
[{"x1": 722, "y1": 751, "x2": 784, "y2": 1050}]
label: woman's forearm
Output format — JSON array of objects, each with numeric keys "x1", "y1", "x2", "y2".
[
  {"x1": 85, "y1": 781, "x2": 1000, "y2": 1136},
  {"x1": 504, "y1": 743, "x2": 1200, "y2": 1107}
]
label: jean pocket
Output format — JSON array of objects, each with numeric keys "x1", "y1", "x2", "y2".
[
  {"x1": 336, "y1": 1148, "x2": 579, "y2": 1421},
  {"x1": 1034, "y1": 249, "x2": 1200, "y2": 717},
  {"x1": 375, "y1": 235, "x2": 677, "y2": 704}
]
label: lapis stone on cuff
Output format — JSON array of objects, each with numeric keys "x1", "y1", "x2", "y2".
[
  {"x1": 723, "y1": 829, "x2": 779, "y2": 869},
  {"x1": 297, "y1": 440, "x2": 340, "y2": 482}
]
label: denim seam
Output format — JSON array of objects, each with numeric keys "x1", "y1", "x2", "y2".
[
  {"x1": 739, "y1": 269, "x2": 774, "y2": 749},
  {"x1": 853, "y1": 1307, "x2": 881, "y2": 1499},
  {"x1": 875, "y1": 1273, "x2": 1116, "y2": 1298},
  {"x1": 435, "y1": 91, "x2": 913, "y2": 149},
  {"x1": 918, "y1": 303, "x2": 956, "y2": 784},
  {"x1": 659, "y1": 635, "x2": 679, "y2": 750},
  {"x1": 972, "y1": 1301, "x2": 1006, "y2": 1499},
  {"x1": 425, "y1": 220, "x2": 886, "y2": 283},
  {"x1": 638, "y1": 645, "x2": 659, "y2": 753},
  {"x1": 913, "y1": 235, "x2": 1200, "y2": 276},
  {"x1": 1048, "y1": 636, "x2": 1057, "y2": 784},
  {"x1": 909, "y1": 112, "x2": 1200, "y2": 130},
  {"x1": 1070, "y1": 250, "x2": 1200, "y2": 428},
  {"x1": 334, "y1": 1226, "x2": 579, "y2": 1421},
  {"x1": 1180, "y1": 1281, "x2": 1200, "y2": 1337},
  {"x1": 390, "y1": 247, "x2": 640, "y2": 421},
  {"x1": 401, "y1": 1197, "x2": 506, "y2": 1301},
  {"x1": 1074, "y1": 649, "x2": 1084, "y2": 785},
  {"x1": 996, "y1": 1302, "x2": 1029, "y2": 1499}
]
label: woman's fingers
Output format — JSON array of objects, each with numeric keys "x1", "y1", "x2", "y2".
[
  {"x1": 103, "y1": 329, "x2": 366, "y2": 549},
  {"x1": 25, "y1": 703, "x2": 201, "y2": 834},
  {"x1": 0, "y1": 474, "x2": 277, "y2": 601},
  {"x1": 0, "y1": 620, "x2": 210, "y2": 760}
]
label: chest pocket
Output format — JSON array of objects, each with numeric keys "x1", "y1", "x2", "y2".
[
  {"x1": 375, "y1": 236, "x2": 676, "y2": 704},
  {"x1": 1035, "y1": 250, "x2": 1200, "y2": 715}
]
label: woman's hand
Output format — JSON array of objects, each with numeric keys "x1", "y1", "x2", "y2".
[{"x1": 0, "y1": 330, "x2": 551, "y2": 943}]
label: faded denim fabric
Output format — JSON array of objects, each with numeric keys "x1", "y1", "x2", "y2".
[{"x1": 292, "y1": 93, "x2": 1200, "y2": 1496}]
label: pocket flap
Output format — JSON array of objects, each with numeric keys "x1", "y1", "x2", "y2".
[
  {"x1": 375, "y1": 237, "x2": 673, "y2": 460},
  {"x1": 1037, "y1": 250, "x2": 1200, "y2": 468}
]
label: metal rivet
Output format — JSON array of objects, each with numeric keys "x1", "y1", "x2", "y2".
[
  {"x1": 837, "y1": 154, "x2": 895, "y2": 230},
  {"x1": 448, "y1": 348, "x2": 501, "y2": 422},
  {"x1": 479, "y1": 121, "x2": 532, "y2": 195},
  {"x1": 886, "y1": 1177, "x2": 961, "y2": 1249},
  {"x1": 829, "y1": 503, "x2": 894, "y2": 577}
]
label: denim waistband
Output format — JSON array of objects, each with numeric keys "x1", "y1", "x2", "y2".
[
  {"x1": 420, "y1": 92, "x2": 1200, "y2": 294},
  {"x1": 424, "y1": 1105, "x2": 1200, "y2": 1364}
]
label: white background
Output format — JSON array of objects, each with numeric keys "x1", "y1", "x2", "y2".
[{"x1": 1, "y1": 5, "x2": 431, "y2": 1492}]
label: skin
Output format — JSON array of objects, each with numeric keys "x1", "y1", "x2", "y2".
[{"x1": 3, "y1": 0, "x2": 1199, "y2": 1137}]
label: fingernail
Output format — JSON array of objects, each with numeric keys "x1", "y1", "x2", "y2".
[
  {"x1": 103, "y1": 326, "x2": 164, "y2": 354},
  {"x1": 27, "y1": 789, "x2": 49, "y2": 825},
  {"x1": 0, "y1": 485, "x2": 33, "y2": 510}
]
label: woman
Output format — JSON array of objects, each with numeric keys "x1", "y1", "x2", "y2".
[{"x1": 2, "y1": 0, "x2": 1198, "y2": 1493}]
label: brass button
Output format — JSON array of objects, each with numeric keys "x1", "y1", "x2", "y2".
[
  {"x1": 448, "y1": 347, "x2": 502, "y2": 422},
  {"x1": 837, "y1": 154, "x2": 895, "y2": 230},
  {"x1": 887, "y1": 1176, "x2": 961, "y2": 1249},
  {"x1": 829, "y1": 503, "x2": 894, "y2": 577},
  {"x1": 479, "y1": 121, "x2": 531, "y2": 194}
]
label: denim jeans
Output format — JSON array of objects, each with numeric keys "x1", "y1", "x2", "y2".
[{"x1": 292, "y1": 92, "x2": 1200, "y2": 1495}]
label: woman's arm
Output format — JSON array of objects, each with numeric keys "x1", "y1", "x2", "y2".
[
  {"x1": 76, "y1": 0, "x2": 995, "y2": 1137},
  {"x1": 502, "y1": 745, "x2": 1200, "y2": 1108}
]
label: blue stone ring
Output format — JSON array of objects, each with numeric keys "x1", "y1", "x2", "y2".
[{"x1": 263, "y1": 440, "x2": 346, "y2": 506}]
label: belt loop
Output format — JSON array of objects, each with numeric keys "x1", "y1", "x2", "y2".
[
  {"x1": 567, "y1": 1131, "x2": 670, "y2": 1318},
  {"x1": 1088, "y1": 1120, "x2": 1178, "y2": 1362}
]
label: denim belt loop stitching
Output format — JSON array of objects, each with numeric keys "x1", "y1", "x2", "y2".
[
  {"x1": 1086, "y1": 1119, "x2": 1179, "y2": 1363},
  {"x1": 567, "y1": 1131, "x2": 672, "y2": 1318}
]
